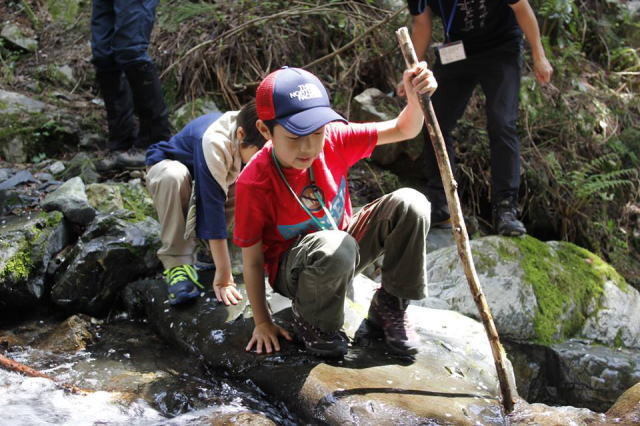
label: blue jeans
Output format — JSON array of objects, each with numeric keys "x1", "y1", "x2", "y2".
[{"x1": 91, "y1": 0, "x2": 159, "y2": 70}]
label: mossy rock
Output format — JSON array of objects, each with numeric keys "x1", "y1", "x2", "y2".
[{"x1": 425, "y1": 235, "x2": 639, "y2": 348}]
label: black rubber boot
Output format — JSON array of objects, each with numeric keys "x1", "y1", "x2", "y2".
[
  {"x1": 493, "y1": 197, "x2": 527, "y2": 236},
  {"x1": 124, "y1": 61, "x2": 172, "y2": 149},
  {"x1": 95, "y1": 69, "x2": 138, "y2": 151}
]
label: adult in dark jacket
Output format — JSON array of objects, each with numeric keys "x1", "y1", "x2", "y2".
[
  {"x1": 405, "y1": 0, "x2": 552, "y2": 236},
  {"x1": 91, "y1": 0, "x2": 171, "y2": 167}
]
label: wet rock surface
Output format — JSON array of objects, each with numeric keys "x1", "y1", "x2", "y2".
[
  {"x1": 1, "y1": 315, "x2": 297, "y2": 424},
  {"x1": 51, "y1": 211, "x2": 161, "y2": 315},
  {"x1": 0, "y1": 211, "x2": 68, "y2": 316},
  {"x1": 423, "y1": 235, "x2": 640, "y2": 410},
  {"x1": 42, "y1": 176, "x2": 96, "y2": 225},
  {"x1": 124, "y1": 274, "x2": 514, "y2": 425}
]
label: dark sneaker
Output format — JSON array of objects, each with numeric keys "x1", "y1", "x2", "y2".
[
  {"x1": 95, "y1": 148, "x2": 145, "y2": 172},
  {"x1": 431, "y1": 201, "x2": 451, "y2": 228},
  {"x1": 493, "y1": 198, "x2": 526, "y2": 237},
  {"x1": 292, "y1": 307, "x2": 347, "y2": 358},
  {"x1": 114, "y1": 148, "x2": 146, "y2": 169},
  {"x1": 164, "y1": 264, "x2": 204, "y2": 305},
  {"x1": 368, "y1": 288, "x2": 420, "y2": 355},
  {"x1": 194, "y1": 244, "x2": 215, "y2": 271}
]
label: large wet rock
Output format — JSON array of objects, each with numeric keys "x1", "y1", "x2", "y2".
[
  {"x1": 606, "y1": 382, "x2": 640, "y2": 424},
  {"x1": 423, "y1": 235, "x2": 640, "y2": 348},
  {"x1": 0, "y1": 212, "x2": 69, "y2": 317},
  {"x1": 423, "y1": 235, "x2": 640, "y2": 410},
  {"x1": 551, "y1": 340, "x2": 640, "y2": 412},
  {"x1": 124, "y1": 274, "x2": 517, "y2": 424},
  {"x1": 50, "y1": 211, "x2": 161, "y2": 315},
  {"x1": 35, "y1": 314, "x2": 97, "y2": 353},
  {"x1": 42, "y1": 177, "x2": 96, "y2": 225}
]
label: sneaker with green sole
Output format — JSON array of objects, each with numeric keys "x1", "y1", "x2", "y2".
[{"x1": 164, "y1": 264, "x2": 204, "y2": 305}]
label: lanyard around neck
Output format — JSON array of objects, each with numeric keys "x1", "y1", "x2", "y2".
[
  {"x1": 437, "y1": 0, "x2": 459, "y2": 42},
  {"x1": 271, "y1": 149, "x2": 338, "y2": 231}
]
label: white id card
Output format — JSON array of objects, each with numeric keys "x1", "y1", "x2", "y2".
[{"x1": 438, "y1": 40, "x2": 466, "y2": 64}]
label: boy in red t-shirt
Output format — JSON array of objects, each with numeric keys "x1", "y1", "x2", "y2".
[{"x1": 234, "y1": 65, "x2": 437, "y2": 358}]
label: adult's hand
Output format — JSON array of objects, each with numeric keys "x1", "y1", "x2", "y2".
[{"x1": 533, "y1": 56, "x2": 553, "y2": 84}]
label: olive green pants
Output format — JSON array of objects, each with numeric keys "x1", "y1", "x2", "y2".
[{"x1": 273, "y1": 188, "x2": 430, "y2": 332}]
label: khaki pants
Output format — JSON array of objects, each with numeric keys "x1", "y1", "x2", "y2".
[
  {"x1": 273, "y1": 188, "x2": 430, "y2": 332},
  {"x1": 146, "y1": 159, "x2": 195, "y2": 269}
]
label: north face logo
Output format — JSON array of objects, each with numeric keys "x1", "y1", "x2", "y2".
[{"x1": 289, "y1": 84, "x2": 323, "y2": 101}]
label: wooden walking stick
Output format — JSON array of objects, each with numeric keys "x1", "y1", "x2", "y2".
[{"x1": 395, "y1": 27, "x2": 515, "y2": 414}]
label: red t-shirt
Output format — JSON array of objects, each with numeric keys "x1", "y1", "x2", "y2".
[{"x1": 233, "y1": 122, "x2": 378, "y2": 284}]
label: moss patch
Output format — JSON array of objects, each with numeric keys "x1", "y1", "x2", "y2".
[
  {"x1": 513, "y1": 236, "x2": 626, "y2": 345},
  {"x1": 117, "y1": 183, "x2": 157, "y2": 222},
  {"x1": 0, "y1": 244, "x2": 32, "y2": 282}
]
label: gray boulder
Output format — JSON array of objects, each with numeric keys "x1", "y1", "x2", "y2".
[
  {"x1": 0, "y1": 90, "x2": 46, "y2": 114},
  {"x1": 0, "y1": 23, "x2": 37, "y2": 52},
  {"x1": 51, "y1": 211, "x2": 161, "y2": 315},
  {"x1": 551, "y1": 340, "x2": 640, "y2": 412},
  {"x1": 351, "y1": 88, "x2": 424, "y2": 166},
  {"x1": 423, "y1": 235, "x2": 640, "y2": 410},
  {"x1": 424, "y1": 235, "x2": 640, "y2": 347},
  {"x1": 42, "y1": 176, "x2": 96, "y2": 225}
]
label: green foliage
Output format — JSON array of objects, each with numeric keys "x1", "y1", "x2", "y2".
[{"x1": 559, "y1": 153, "x2": 637, "y2": 201}]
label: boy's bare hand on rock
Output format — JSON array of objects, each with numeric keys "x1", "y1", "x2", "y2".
[
  {"x1": 246, "y1": 322, "x2": 293, "y2": 354},
  {"x1": 213, "y1": 282, "x2": 243, "y2": 305}
]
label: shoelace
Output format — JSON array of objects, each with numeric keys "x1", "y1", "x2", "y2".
[{"x1": 163, "y1": 265, "x2": 204, "y2": 289}]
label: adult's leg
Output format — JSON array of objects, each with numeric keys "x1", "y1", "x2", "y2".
[
  {"x1": 111, "y1": 0, "x2": 171, "y2": 149},
  {"x1": 145, "y1": 160, "x2": 196, "y2": 269},
  {"x1": 423, "y1": 60, "x2": 477, "y2": 215},
  {"x1": 478, "y1": 50, "x2": 526, "y2": 235},
  {"x1": 91, "y1": 0, "x2": 136, "y2": 151},
  {"x1": 478, "y1": 51, "x2": 522, "y2": 203}
]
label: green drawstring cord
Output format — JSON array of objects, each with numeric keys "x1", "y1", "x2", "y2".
[{"x1": 163, "y1": 265, "x2": 204, "y2": 289}]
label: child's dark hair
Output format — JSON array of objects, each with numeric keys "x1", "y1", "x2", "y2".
[{"x1": 237, "y1": 100, "x2": 266, "y2": 149}]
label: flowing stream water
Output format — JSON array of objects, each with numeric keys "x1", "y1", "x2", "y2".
[{"x1": 0, "y1": 315, "x2": 298, "y2": 425}]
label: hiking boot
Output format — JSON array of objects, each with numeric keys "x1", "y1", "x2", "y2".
[
  {"x1": 368, "y1": 288, "x2": 420, "y2": 355},
  {"x1": 292, "y1": 307, "x2": 347, "y2": 358},
  {"x1": 493, "y1": 198, "x2": 526, "y2": 237},
  {"x1": 164, "y1": 264, "x2": 204, "y2": 305}
]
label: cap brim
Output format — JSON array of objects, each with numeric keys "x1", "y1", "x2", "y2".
[{"x1": 276, "y1": 106, "x2": 347, "y2": 136}]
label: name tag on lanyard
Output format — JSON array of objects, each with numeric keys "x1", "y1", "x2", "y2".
[{"x1": 437, "y1": 40, "x2": 466, "y2": 64}]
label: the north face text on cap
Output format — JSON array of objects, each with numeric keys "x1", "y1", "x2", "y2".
[{"x1": 289, "y1": 84, "x2": 323, "y2": 101}]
